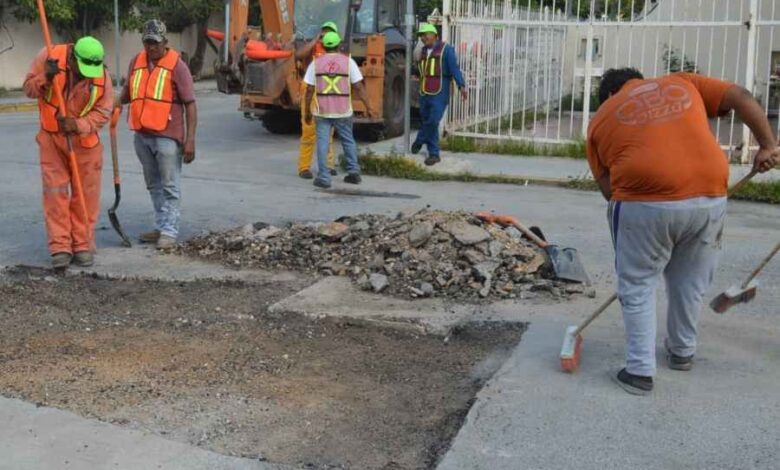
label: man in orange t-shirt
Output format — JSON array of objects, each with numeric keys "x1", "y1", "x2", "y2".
[{"x1": 587, "y1": 68, "x2": 778, "y2": 395}]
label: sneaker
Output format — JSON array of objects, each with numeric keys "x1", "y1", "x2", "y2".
[
  {"x1": 139, "y1": 230, "x2": 161, "y2": 244},
  {"x1": 299, "y1": 169, "x2": 314, "y2": 179},
  {"x1": 424, "y1": 155, "x2": 441, "y2": 166},
  {"x1": 313, "y1": 179, "x2": 331, "y2": 189},
  {"x1": 51, "y1": 252, "x2": 72, "y2": 271},
  {"x1": 156, "y1": 234, "x2": 177, "y2": 250},
  {"x1": 611, "y1": 368, "x2": 653, "y2": 396},
  {"x1": 411, "y1": 142, "x2": 422, "y2": 154},
  {"x1": 344, "y1": 173, "x2": 362, "y2": 185},
  {"x1": 329, "y1": 168, "x2": 338, "y2": 176},
  {"x1": 72, "y1": 251, "x2": 94, "y2": 267},
  {"x1": 665, "y1": 339, "x2": 694, "y2": 371}
]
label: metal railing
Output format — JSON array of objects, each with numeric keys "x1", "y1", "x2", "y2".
[{"x1": 443, "y1": 0, "x2": 780, "y2": 163}]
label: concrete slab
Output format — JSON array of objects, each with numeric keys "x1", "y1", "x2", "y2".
[
  {"x1": 437, "y1": 303, "x2": 780, "y2": 470},
  {"x1": 67, "y1": 245, "x2": 299, "y2": 283},
  {"x1": 0, "y1": 396, "x2": 290, "y2": 470},
  {"x1": 269, "y1": 276, "x2": 475, "y2": 335}
]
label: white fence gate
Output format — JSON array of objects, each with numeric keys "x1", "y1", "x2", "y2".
[{"x1": 443, "y1": 0, "x2": 780, "y2": 162}]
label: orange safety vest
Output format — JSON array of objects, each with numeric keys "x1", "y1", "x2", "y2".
[
  {"x1": 128, "y1": 49, "x2": 180, "y2": 132},
  {"x1": 38, "y1": 44, "x2": 106, "y2": 149}
]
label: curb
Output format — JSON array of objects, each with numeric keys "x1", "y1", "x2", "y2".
[{"x1": 0, "y1": 102, "x2": 37, "y2": 114}]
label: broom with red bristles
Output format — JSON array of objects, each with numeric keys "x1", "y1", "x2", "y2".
[{"x1": 559, "y1": 293, "x2": 618, "y2": 373}]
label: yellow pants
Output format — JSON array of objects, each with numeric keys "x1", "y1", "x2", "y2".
[{"x1": 297, "y1": 84, "x2": 335, "y2": 173}]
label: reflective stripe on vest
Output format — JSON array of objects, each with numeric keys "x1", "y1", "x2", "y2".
[
  {"x1": 314, "y1": 53, "x2": 352, "y2": 118},
  {"x1": 38, "y1": 44, "x2": 106, "y2": 149},
  {"x1": 419, "y1": 42, "x2": 446, "y2": 96},
  {"x1": 128, "y1": 49, "x2": 180, "y2": 132}
]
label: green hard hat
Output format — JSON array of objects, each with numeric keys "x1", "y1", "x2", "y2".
[
  {"x1": 321, "y1": 21, "x2": 339, "y2": 33},
  {"x1": 73, "y1": 36, "x2": 104, "y2": 79},
  {"x1": 322, "y1": 31, "x2": 342, "y2": 48},
  {"x1": 417, "y1": 23, "x2": 438, "y2": 36}
]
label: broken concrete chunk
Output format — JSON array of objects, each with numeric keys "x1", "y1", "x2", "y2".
[
  {"x1": 472, "y1": 261, "x2": 499, "y2": 281},
  {"x1": 419, "y1": 282, "x2": 435, "y2": 297},
  {"x1": 318, "y1": 222, "x2": 350, "y2": 241},
  {"x1": 461, "y1": 249, "x2": 486, "y2": 265},
  {"x1": 255, "y1": 226, "x2": 282, "y2": 240},
  {"x1": 408, "y1": 221, "x2": 434, "y2": 248},
  {"x1": 369, "y1": 273, "x2": 389, "y2": 293},
  {"x1": 445, "y1": 221, "x2": 491, "y2": 246}
]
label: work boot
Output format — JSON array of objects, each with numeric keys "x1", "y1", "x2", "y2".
[
  {"x1": 139, "y1": 230, "x2": 161, "y2": 244},
  {"x1": 344, "y1": 173, "x2": 362, "y2": 185},
  {"x1": 424, "y1": 155, "x2": 441, "y2": 166},
  {"x1": 313, "y1": 179, "x2": 331, "y2": 189},
  {"x1": 611, "y1": 368, "x2": 653, "y2": 396},
  {"x1": 411, "y1": 142, "x2": 422, "y2": 154},
  {"x1": 156, "y1": 234, "x2": 177, "y2": 250},
  {"x1": 665, "y1": 338, "x2": 694, "y2": 371},
  {"x1": 329, "y1": 168, "x2": 338, "y2": 176},
  {"x1": 72, "y1": 251, "x2": 94, "y2": 267},
  {"x1": 299, "y1": 169, "x2": 314, "y2": 180},
  {"x1": 51, "y1": 252, "x2": 72, "y2": 271}
]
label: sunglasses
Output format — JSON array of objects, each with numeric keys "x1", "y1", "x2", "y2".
[{"x1": 74, "y1": 52, "x2": 103, "y2": 66}]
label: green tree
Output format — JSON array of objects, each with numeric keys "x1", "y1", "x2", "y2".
[
  {"x1": 13, "y1": 0, "x2": 138, "y2": 42},
  {"x1": 139, "y1": 0, "x2": 223, "y2": 78}
]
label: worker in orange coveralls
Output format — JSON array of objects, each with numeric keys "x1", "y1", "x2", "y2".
[{"x1": 23, "y1": 36, "x2": 112, "y2": 270}]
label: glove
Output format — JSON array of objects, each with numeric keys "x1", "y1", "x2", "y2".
[{"x1": 45, "y1": 59, "x2": 60, "y2": 82}]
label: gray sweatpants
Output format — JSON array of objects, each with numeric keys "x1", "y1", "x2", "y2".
[{"x1": 608, "y1": 197, "x2": 727, "y2": 377}]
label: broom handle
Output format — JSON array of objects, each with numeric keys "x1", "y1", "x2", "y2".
[
  {"x1": 573, "y1": 293, "x2": 618, "y2": 337},
  {"x1": 728, "y1": 170, "x2": 758, "y2": 197},
  {"x1": 741, "y1": 242, "x2": 780, "y2": 289}
]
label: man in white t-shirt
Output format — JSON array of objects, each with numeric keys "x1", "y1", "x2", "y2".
[{"x1": 303, "y1": 31, "x2": 376, "y2": 189}]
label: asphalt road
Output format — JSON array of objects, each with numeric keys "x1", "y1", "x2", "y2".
[{"x1": 1, "y1": 91, "x2": 779, "y2": 469}]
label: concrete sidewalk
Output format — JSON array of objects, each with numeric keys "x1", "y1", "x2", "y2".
[
  {"x1": 437, "y1": 296, "x2": 780, "y2": 470},
  {"x1": 367, "y1": 136, "x2": 780, "y2": 185},
  {"x1": 0, "y1": 397, "x2": 289, "y2": 470}
]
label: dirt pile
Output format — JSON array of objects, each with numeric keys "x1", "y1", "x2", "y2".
[{"x1": 184, "y1": 210, "x2": 586, "y2": 301}]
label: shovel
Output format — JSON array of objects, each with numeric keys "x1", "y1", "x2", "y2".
[
  {"x1": 475, "y1": 212, "x2": 590, "y2": 284},
  {"x1": 108, "y1": 107, "x2": 131, "y2": 247}
]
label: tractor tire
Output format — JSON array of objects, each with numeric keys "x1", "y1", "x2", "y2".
[
  {"x1": 262, "y1": 109, "x2": 302, "y2": 135},
  {"x1": 381, "y1": 51, "x2": 406, "y2": 138}
]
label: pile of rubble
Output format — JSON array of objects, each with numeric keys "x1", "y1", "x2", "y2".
[{"x1": 183, "y1": 210, "x2": 586, "y2": 301}]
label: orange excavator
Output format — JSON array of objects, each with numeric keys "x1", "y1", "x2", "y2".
[{"x1": 212, "y1": 0, "x2": 414, "y2": 140}]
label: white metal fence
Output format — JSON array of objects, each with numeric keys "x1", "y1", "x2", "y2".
[{"x1": 443, "y1": 0, "x2": 780, "y2": 162}]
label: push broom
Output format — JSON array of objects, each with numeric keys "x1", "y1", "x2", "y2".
[
  {"x1": 560, "y1": 293, "x2": 618, "y2": 373},
  {"x1": 709, "y1": 241, "x2": 779, "y2": 313}
]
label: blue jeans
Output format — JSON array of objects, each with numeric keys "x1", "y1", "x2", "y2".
[
  {"x1": 134, "y1": 134, "x2": 182, "y2": 238},
  {"x1": 315, "y1": 116, "x2": 359, "y2": 185},
  {"x1": 415, "y1": 93, "x2": 449, "y2": 157}
]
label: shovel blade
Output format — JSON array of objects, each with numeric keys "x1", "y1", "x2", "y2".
[
  {"x1": 546, "y1": 245, "x2": 590, "y2": 284},
  {"x1": 108, "y1": 208, "x2": 132, "y2": 248}
]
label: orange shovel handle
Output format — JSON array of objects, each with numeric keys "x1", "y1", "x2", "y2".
[{"x1": 36, "y1": 0, "x2": 91, "y2": 246}]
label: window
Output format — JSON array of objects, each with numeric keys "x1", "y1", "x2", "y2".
[
  {"x1": 378, "y1": 0, "x2": 399, "y2": 31},
  {"x1": 579, "y1": 37, "x2": 602, "y2": 59},
  {"x1": 355, "y1": 0, "x2": 377, "y2": 34}
]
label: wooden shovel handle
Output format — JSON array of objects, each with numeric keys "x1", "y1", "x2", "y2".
[
  {"x1": 574, "y1": 293, "x2": 619, "y2": 337},
  {"x1": 495, "y1": 215, "x2": 549, "y2": 249},
  {"x1": 728, "y1": 170, "x2": 758, "y2": 197},
  {"x1": 741, "y1": 241, "x2": 780, "y2": 288},
  {"x1": 110, "y1": 107, "x2": 121, "y2": 184}
]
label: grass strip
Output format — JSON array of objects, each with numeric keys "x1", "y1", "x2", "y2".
[
  {"x1": 441, "y1": 136, "x2": 587, "y2": 159},
  {"x1": 355, "y1": 151, "x2": 780, "y2": 205}
]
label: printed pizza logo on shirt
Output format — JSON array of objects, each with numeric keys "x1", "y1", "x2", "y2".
[{"x1": 615, "y1": 81, "x2": 692, "y2": 126}]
